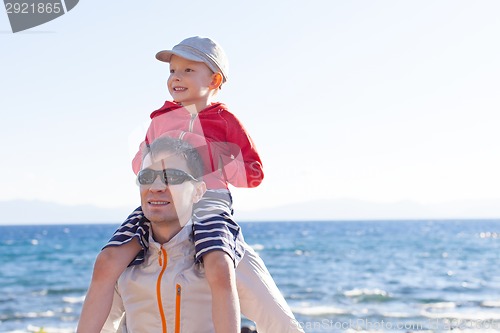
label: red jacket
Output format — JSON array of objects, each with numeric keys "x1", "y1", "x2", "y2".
[{"x1": 132, "y1": 101, "x2": 264, "y2": 189}]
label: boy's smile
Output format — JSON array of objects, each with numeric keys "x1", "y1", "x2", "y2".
[{"x1": 172, "y1": 87, "x2": 187, "y2": 92}]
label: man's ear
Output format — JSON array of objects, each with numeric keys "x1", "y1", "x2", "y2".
[
  {"x1": 192, "y1": 181, "x2": 207, "y2": 203},
  {"x1": 209, "y1": 73, "x2": 223, "y2": 90}
]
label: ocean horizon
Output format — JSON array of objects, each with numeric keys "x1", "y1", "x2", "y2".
[{"x1": 2, "y1": 219, "x2": 500, "y2": 332}]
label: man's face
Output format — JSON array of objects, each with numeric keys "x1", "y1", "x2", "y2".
[{"x1": 139, "y1": 151, "x2": 203, "y2": 228}]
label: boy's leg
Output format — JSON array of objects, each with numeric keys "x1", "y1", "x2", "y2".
[
  {"x1": 193, "y1": 190, "x2": 244, "y2": 265},
  {"x1": 236, "y1": 244, "x2": 305, "y2": 333},
  {"x1": 193, "y1": 190, "x2": 242, "y2": 333},
  {"x1": 203, "y1": 250, "x2": 241, "y2": 333},
  {"x1": 78, "y1": 206, "x2": 149, "y2": 333},
  {"x1": 77, "y1": 239, "x2": 142, "y2": 333}
]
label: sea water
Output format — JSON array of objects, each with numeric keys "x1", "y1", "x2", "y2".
[{"x1": 2, "y1": 220, "x2": 500, "y2": 333}]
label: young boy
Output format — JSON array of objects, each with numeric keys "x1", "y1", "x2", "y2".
[{"x1": 78, "y1": 36, "x2": 303, "y2": 333}]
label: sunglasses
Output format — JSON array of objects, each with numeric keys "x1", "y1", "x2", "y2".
[{"x1": 137, "y1": 168, "x2": 198, "y2": 186}]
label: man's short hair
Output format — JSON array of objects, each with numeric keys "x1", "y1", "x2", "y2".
[{"x1": 146, "y1": 136, "x2": 205, "y2": 179}]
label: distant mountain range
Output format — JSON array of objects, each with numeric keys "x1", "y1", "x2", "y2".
[
  {"x1": 0, "y1": 200, "x2": 131, "y2": 225},
  {"x1": 0, "y1": 199, "x2": 499, "y2": 225},
  {"x1": 235, "y1": 198, "x2": 500, "y2": 221}
]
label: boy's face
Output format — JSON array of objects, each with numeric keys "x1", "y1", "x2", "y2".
[{"x1": 168, "y1": 55, "x2": 217, "y2": 109}]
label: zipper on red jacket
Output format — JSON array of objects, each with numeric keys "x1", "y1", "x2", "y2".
[
  {"x1": 188, "y1": 114, "x2": 197, "y2": 132},
  {"x1": 157, "y1": 246, "x2": 168, "y2": 333},
  {"x1": 175, "y1": 284, "x2": 182, "y2": 333}
]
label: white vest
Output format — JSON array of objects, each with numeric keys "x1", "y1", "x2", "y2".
[
  {"x1": 103, "y1": 222, "x2": 304, "y2": 333},
  {"x1": 105, "y1": 223, "x2": 214, "y2": 333}
]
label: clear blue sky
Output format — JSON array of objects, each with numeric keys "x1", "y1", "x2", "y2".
[{"x1": 1, "y1": 1, "x2": 500, "y2": 216}]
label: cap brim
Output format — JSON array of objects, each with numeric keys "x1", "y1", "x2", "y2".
[{"x1": 155, "y1": 50, "x2": 206, "y2": 64}]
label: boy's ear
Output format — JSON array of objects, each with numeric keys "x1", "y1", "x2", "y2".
[{"x1": 209, "y1": 73, "x2": 223, "y2": 90}]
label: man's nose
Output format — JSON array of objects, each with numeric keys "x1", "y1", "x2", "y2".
[{"x1": 149, "y1": 176, "x2": 168, "y2": 191}]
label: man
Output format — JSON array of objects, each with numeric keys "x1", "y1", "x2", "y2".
[{"x1": 102, "y1": 136, "x2": 304, "y2": 333}]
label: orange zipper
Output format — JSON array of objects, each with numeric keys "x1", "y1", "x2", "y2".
[
  {"x1": 157, "y1": 247, "x2": 168, "y2": 333},
  {"x1": 175, "y1": 284, "x2": 182, "y2": 333}
]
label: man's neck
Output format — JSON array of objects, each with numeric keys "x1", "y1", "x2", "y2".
[{"x1": 151, "y1": 219, "x2": 191, "y2": 244}]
